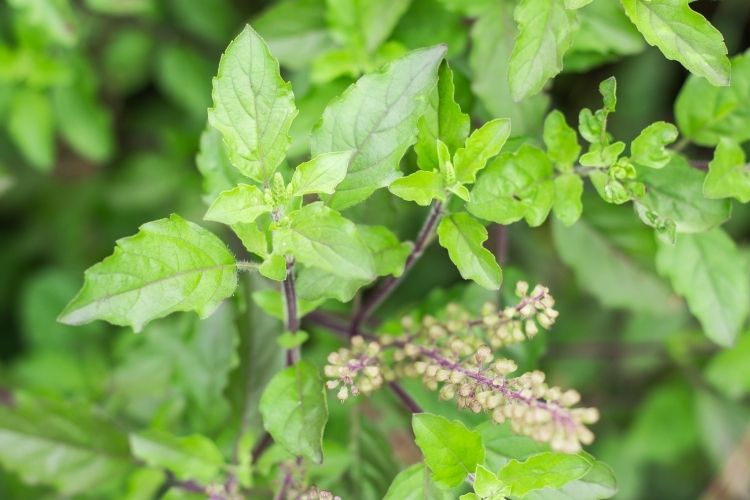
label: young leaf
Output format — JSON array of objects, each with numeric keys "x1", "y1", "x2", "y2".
[
  {"x1": 383, "y1": 464, "x2": 451, "y2": 500},
  {"x1": 388, "y1": 170, "x2": 445, "y2": 206},
  {"x1": 53, "y1": 81, "x2": 114, "y2": 164},
  {"x1": 637, "y1": 156, "x2": 730, "y2": 234},
  {"x1": 508, "y1": 0, "x2": 579, "y2": 101},
  {"x1": 437, "y1": 213, "x2": 502, "y2": 290},
  {"x1": 630, "y1": 121, "x2": 678, "y2": 169},
  {"x1": 59, "y1": 214, "x2": 237, "y2": 332},
  {"x1": 474, "y1": 465, "x2": 510, "y2": 498},
  {"x1": 358, "y1": 225, "x2": 412, "y2": 277},
  {"x1": 675, "y1": 52, "x2": 750, "y2": 147},
  {"x1": 232, "y1": 222, "x2": 268, "y2": 258},
  {"x1": 0, "y1": 393, "x2": 132, "y2": 495},
  {"x1": 620, "y1": 0, "x2": 730, "y2": 86},
  {"x1": 258, "y1": 253, "x2": 287, "y2": 281},
  {"x1": 656, "y1": 229, "x2": 750, "y2": 346},
  {"x1": 129, "y1": 430, "x2": 224, "y2": 484},
  {"x1": 296, "y1": 267, "x2": 369, "y2": 302},
  {"x1": 289, "y1": 150, "x2": 354, "y2": 197},
  {"x1": 415, "y1": 62, "x2": 471, "y2": 171},
  {"x1": 498, "y1": 452, "x2": 592, "y2": 497},
  {"x1": 553, "y1": 173, "x2": 584, "y2": 226},
  {"x1": 259, "y1": 360, "x2": 328, "y2": 463},
  {"x1": 467, "y1": 144, "x2": 554, "y2": 227},
  {"x1": 453, "y1": 118, "x2": 512, "y2": 184},
  {"x1": 704, "y1": 138, "x2": 750, "y2": 203},
  {"x1": 209, "y1": 25, "x2": 297, "y2": 182},
  {"x1": 326, "y1": 0, "x2": 412, "y2": 54},
  {"x1": 544, "y1": 110, "x2": 581, "y2": 170},
  {"x1": 204, "y1": 184, "x2": 271, "y2": 225},
  {"x1": 196, "y1": 126, "x2": 246, "y2": 202},
  {"x1": 412, "y1": 413, "x2": 486, "y2": 487},
  {"x1": 273, "y1": 202, "x2": 376, "y2": 280},
  {"x1": 311, "y1": 45, "x2": 446, "y2": 209}
]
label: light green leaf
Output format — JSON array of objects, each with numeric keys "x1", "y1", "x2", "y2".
[
  {"x1": 415, "y1": 62, "x2": 470, "y2": 172},
  {"x1": 52, "y1": 80, "x2": 113, "y2": 164},
  {"x1": 7, "y1": 88, "x2": 55, "y2": 172},
  {"x1": 252, "y1": 289, "x2": 323, "y2": 320},
  {"x1": 412, "y1": 413, "x2": 485, "y2": 487},
  {"x1": 474, "y1": 464, "x2": 510, "y2": 498},
  {"x1": 704, "y1": 333, "x2": 750, "y2": 400},
  {"x1": 129, "y1": 430, "x2": 224, "y2": 484},
  {"x1": 8, "y1": 0, "x2": 77, "y2": 46},
  {"x1": 383, "y1": 464, "x2": 452, "y2": 500},
  {"x1": 675, "y1": 52, "x2": 750, "y2": 147},
  {"x1": 358, "y1": 225, "x2": 412, "y2": 277},
  {"x1": 656, "y1": 229, "x2": 750, "y2": 346},
  {"x1": 295, "y1": 267, "x2": 369, "y2": 302},
  {"x1": 196, "y1": 126, "x2": 246, "y2": 202},
  {"x1": 499, "y1": 452, "x2": 592, "y2": 497},
  {"x1": 232, "y1": 222, "x2": 268, "y2": 258},
  {"x1": 204, "y1": 184, "x2": 270, "y2": 225},
  {"x1": 599, "y1": 76, "x2": 617, "y2": 113},
  {"x1": 521, "y1": 453, "x2": 617, "y2": 499},
  {"x1": 453, "y1": 118, "x2": 512, "y2": 184},
  {"x1": 551, "y1": 200, "x2": 673, "y2": 313},
  {"x1": 389, "y1": 170, "x2": 445, "y2": 206},
  {"x1": 704, "y1": 138, "x2": 750, "y2": 203},
  {"x1": 311, "y1": 45, "x2": 446, "y2": 209},
  {"x1": 565, "y1": 0, "x2": 592, "y2": 8},
  {"x1": 467, "y1": 144, "x2": 554, "y2": 227},
  {"x1": 437, "y1": 213, "x2": 502, "y2": 290},
  {"x1": 620, "y1": 0, "x2": 730, "y2": 86},
  {"x1": 59, "y1": 214, "x2": 237, "y2": 332},
  {"x1": 277, "y1": 329, "x2": 309, "y2": 349},
  {"x1": 209, "y1": 25, "x2": 297, "y2": 182},
  {"x1": 508, "y1": 0, "x2": 579, "y2": 101},
  {"x1": 544, "y1": 110, "x2": 580, "y2": 171},
  {"x1": 155, "y1": 43, "x2": 212, "y2": 115},
  {"x1": 258, "y1": 253, "x2": 287, "y2": 281},
  {"x1": 630, "y1": 121, "x2": 678, "y2": 169},
  {"x1": 311, "y1": 48, "x2": 360, "y2": 83},
  {"x1": 259, "y1": 360, "x2": 328, "y2": 463},
  {"x1": 274, "y1": 202, "x2": 376, "y2": 280},
  {"x1": 637, "y1": 156, "x2": 730, "y2": 233},
  {"x1": 0, "y1": 393, "x2": 131, "y2": 495},
  {"x1": 290, "y1": 150, "x2": 353, "y2": 197},
  {"x1": 553, "y1": 173, "x2": 583, "y2": 226}
]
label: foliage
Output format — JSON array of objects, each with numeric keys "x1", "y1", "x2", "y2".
[{"x1": 1, "y1": 0, "x2": 749, "y2": 498}]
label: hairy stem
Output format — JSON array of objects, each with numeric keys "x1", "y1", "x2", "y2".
[{"x1": 350, "y1": 201, "x2": 443, "y2": 336}]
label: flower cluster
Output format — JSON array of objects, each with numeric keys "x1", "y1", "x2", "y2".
[
  {"x1": 323, "y1": 282, "x2": 599, "y2": 453},
  {"x1": 299, "y1": 486, "x2": 342, "y2": 500}
]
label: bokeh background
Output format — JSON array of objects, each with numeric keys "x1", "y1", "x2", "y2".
[{"x1": 1, "y1": 0, "x2": 750, "y2": 498}]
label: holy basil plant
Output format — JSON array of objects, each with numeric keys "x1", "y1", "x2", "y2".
[{"x1": 28, "y1": 2, "x2": 745, "y2": 496}]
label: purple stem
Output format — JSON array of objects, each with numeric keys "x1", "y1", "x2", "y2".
[
  {"x1": 251, "y1": 432, "x2": 273, "y2": 464},
  {"x1": 388, "y1": 382, "x2": 423, "y2": 413},
  {"x1": 349, "y1": 201, "x2": 443, "y2": 337},
  {"x1": 282, "y1": 258, "x2": 300, "y2": 366}
]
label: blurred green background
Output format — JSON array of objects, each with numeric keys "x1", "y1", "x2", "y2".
[{"x1": 1, "y1": 0, "x2": 749, "y2": 498}]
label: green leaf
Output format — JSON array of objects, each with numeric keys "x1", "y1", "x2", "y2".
[
  {"x1": 295, "y1": 267, "x2": 369, "y2": 302},
  {"x1": 508, "y1": 0, "x2": 579, "y2": 101},
  {"x1": 155, "y1": 43, "x2": 212, "y2": 115},
  {"x1": 129, "y1": 430, "x2": 224, "y2": 484},
  {"x1": 499, "y1": 452, "x2": 592, "y2": 497},
  {"x1": 412, "y1": 413, "x2": 485, "y2": 488},
  {"x1": 196, "y1": 126, "x2": 246, "y2": 202},
  {"x1": 675, "y1": 52, "x2": 750, "y2": 147},
  {"x1": 620, "y1": 0, "x2": 730, "y2": 86},
  {"x1": 474, "y1": 464, "x2": 510, "y2": 498},
  {"x1": 0, "y1": 393, "x2": 131, "y2": 495},
  {"x1": 656, "y1": 228, "x2": 750, "y2": 346},
  {"x1": 470, "y1": 2, "x2": 549, "y2": 136},
  {"x1": 544, "y1": 110, "x2": 580, "y2": 171},
  {"x1": 232, "y1": 222, "x2": 268, "y2": 258},
  {"x1": 704, "y1": 333, "x2": 750, "y2": 400},
  {"x1": 552, "y1": 200, "x2": 673, "y2": 313},
  {"x1": 7, "y1": 88, "x2": 54, "y2": 172},
  {"x1": 415, "y1": 62, "x2": 471, "y2": 172},
  {"x1": 553, "y1": 173, "x2": 584, "y2": 226},
  {"x1": 59, "y1": 214, "x2": 237, "y2": 332},
  {"x1": 704, "y1": 138, "x2": 750, "y2": 203},
  {"x1": 358, "y1": 225, "x2": 412, "y2": 277},
  {"x1": 383, "y1": 464, "x2": 451, "y2": 500},
  {"x1": 259, "y1": 360, "x2": 328, "y2": 463},
  {"x1": 521, "y1": 453, "x2": 616, "y2": 499},
  {"x1": 437, "y1": 213, "x2": 502, "y2": 290},
  {"x1": 637, "y1": 156, "x2": 731, "y2": 233},
  {"x1": 52, "y1": 80, "x2": 113, "y2": 164},
  {"x1": 258, "y1": 253, "x2": 287, "y2": 281},
  {"x1": 467, "y1": 144, "x2": 554, "y2": 227},
  {"x1": 209, "y1": 25, "x2": 297, "y2": 182},
  {"x1": 389, "y1": 170, "x2": 445, "y2": 206},
  {"x1": 311, "y1": 45, "x2": 446, "y2": 209},
  {"x1": 630, "y1": 121, "x2": 678, "y2": 169},
  {"x1": 274, "y1": 202, "x2": 376, "y2": 280},
  {"x1": 599, "y1": 76, "x2": 617, "y2": 113},
  {"x1": 289, "y1": 150, "x2": 354, "y2": 197},
  {"x1": 252, "y1": 289, "x2": 323, "y2": 320},
  {"x1": 326, "y1": 0, "x2": 411, "y2": 54},
  {"x1": 204, "y1": 184, "x2": 270, "y2": 225},
  {"x1": 453, "y1": 118, "x2": 512, "y2": 184},
  {"x1": 8, "y1": 0, "x2": 77, "y2": 46},
  {"x1": 277, "y1": 329, "x2": 309, "y2": 349}
]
